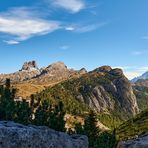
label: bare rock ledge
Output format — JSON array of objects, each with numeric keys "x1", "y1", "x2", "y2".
[{"x1": 0, "y1": 121, "x2": 88, "y2": 148}]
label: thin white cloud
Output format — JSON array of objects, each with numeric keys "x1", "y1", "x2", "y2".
[
  {"x1": 60, "y1": 45, "x2": 70, "y2": 50},
  {"x1": 52, "y1": 0, "x2": 85, "y2": 13},
  {"x1": 0, "y1": 8, "x2": 60, "y2": 44},
  {"x1": 65, "y1": 23, "x2": 107, "y2": 33},
  {"x1": 142, "y1": 36, "x2": 148, "y2": 40},
  {"x1": 3, "y1": 40, "x2": 19, "y2": 45},
  {"x1": 131, "y1": 51, "x2": 148, "y2": 56},
  {"x1": 65, "y1": 27, "x2": 75, "y2": 31}
]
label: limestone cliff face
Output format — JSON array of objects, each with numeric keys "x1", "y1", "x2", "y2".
[
  {"x1": 0, "y1": 121, "x2": 88, "y2": 148},
  {"x1": 112, "y1": 74, "x2": 139, "y2": 115},
  {"x1": 75, "y1": 66, "x2": 139, "y2": 115}
]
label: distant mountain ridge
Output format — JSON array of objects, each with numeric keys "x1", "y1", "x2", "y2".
[
  {"x1": 32, "y1": 65, "x2": 139, "y2": 118},
  {"x1": 0, "y1": 61, "x2": 87, "y2": 84},
  {"x1": 131, "y1": 71, "x2": 148, "y2": 83},
  {"x1": 0, "y1": 61, "x2": 140, "y2": 117}
]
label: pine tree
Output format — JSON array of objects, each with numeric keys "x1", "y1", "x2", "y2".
[
  {"x1": 34, "y1": 100, "x2": 50, "y2": 126},
  {"x1": 84, "y1": 110, "x2": 100, "y2": 147},
  {"x1": 15, "y1": 100, "x2": 32, "y2": 125},
  {"x1": 49, "y1": 102, "x2": 66, "y2": 132},
  {"x1": 94, "y1": 129, "x2": 117, "y2": 148},
  {"x1": 0, "y1": 79, "x2": 16, "y2": 120},
  {"x1": 75, "y1": 123, "x2": 84, "y2": 135}
]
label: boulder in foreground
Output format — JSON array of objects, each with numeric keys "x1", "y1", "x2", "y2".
[
  {"x1": 0, "y1": 121, "x2": 88, "y2": 148},
  {"x1": 120, "y1": 133, "x2": 148, "y2": 148}
]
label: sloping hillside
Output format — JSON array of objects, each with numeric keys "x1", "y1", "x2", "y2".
[
  {"x1": 32, "y1": 66, "x2": 139, "y2": 120},
  {"x1": 133, "y1": 85, "x2": 148, "y2": 111},
  {"x1": 0, "y1": 61, "x2": 87, "y2": 97},
  {"x1": 116, "y1": 109, "x2": 148, "y2": 140}
]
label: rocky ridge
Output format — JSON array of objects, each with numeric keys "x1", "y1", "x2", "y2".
[
  {"x1": 0, "y1": 62, "x2": 139, "y2": 116},
  {"x1": 0, "y1": 61, "x2": 86, "y2": 84},
  {"x1": 35, "y1": 65, "x2": 139, "y2": 116},
  {"x1": 75, "y1": 66, "x2": 139, "y2": 115},
  {"x1": 131, "y1": 71, "x2": 148, "y2": 83}
]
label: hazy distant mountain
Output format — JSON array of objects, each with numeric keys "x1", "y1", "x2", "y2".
[{"x1": 131, "y1": 71, "x2": 148, "y2": 83}]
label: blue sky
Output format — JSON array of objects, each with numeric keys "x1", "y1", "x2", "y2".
[{"x1": 0, "y1": 0, "x2": 148, "y2": 79}]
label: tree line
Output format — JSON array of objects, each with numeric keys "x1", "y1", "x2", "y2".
[{"x1": 0, "y1": 79, "x2": 118, "y2": 148}]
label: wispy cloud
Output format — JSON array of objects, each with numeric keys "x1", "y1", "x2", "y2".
[
  {"x1": 0, "y1": 4, "x2": 105, "y2": 44},
  {"x1": 65, "y1": 22, "x2": 107, "y2": 33},
  {"x1": 0, "y1": 7, "x2": 60, "y2": 44},
  {"x1": 51, "y1": 0, "x2": 85, "y2": 13},
  {"x1": 60, "y1": 45, "x2": 70, "y2": 50},
  {"x1": 142, "y1": 36, "x2": 148, "y2": 40},
  {"x1": 131, "y1": 51, "x2": 148, "y2": 56},
  {"x1": 3, "y1": 40, "x2": 19, "y2": 45}
]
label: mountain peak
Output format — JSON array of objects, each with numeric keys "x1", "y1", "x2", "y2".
[
  {"x1": 48, "y1": 61, "x2": 67, "y2": 68},
  {"x1": 21, "y1": 61, "x2": 39, "y2": 71},
  {"x1": 94, "y1": 66, "x2": 112, "y2": 73},
  {"x1": 131, "y1": 71, "x2": 148, "y2": 83}
]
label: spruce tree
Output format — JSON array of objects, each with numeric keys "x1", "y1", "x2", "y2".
[{"x1": 84, "y1": 110, "x2": 100, "y2": 147}]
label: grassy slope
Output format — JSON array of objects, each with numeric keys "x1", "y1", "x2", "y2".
[
  {"x1": 116, "y1": 109, "x2": 148, "y2": 140},
  {"x1": 133, "y1": 86, "x2": 148, "y2": 111},
  {"x1": 31, "y1": 72, "x2": 130, "y2": 129}
]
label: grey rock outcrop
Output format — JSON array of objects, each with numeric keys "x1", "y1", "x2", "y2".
[
  {"x1": 79, "y1": 68, "x2": 87, "y2": 75},
  {"x1": 77, "y1": 86, "x2": 114, "y2": 112},
  {"x1": 76, "y1": 66, "x2": 139, "y2": 115},
  {"x1": 113, "y1": 76, "x2": 139, "y2": 115},
  {"x1": 0, "y1": 61, "x2": 40, "y2": 83},
  {"x1": 120, "y1": 133, "x2": 148, "y2": 148},
  {"x1": 21, "y1": 61, "x2": 38, "y2": 71},
  {"x1": 0, "y1": 121, "x2": 88, "y2": 148}
]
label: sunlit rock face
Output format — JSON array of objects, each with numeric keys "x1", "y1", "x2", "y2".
[
  {"x1": 0, "y1": 61, "x2": 85, "y2": 84},
  {"x1": 0, "y1": 121, "x2": 88, "y2": 148},
  {"x1": 76, "y1": 66, "x2": 139, "y2": 115}
]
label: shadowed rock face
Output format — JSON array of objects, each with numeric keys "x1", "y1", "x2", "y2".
[
  {"x1": 79, "y1": 68, "x2": 87, "y2": 75},
  {"x1": 0, "y1": 121, "x2": 88, "y2": 148},
  {"x1": 120, "y1": 133, "x2": 148, "y2": 148}
]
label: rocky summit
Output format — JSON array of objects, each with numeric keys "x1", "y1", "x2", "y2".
[
  {"x1": 0, "y1": 121, "x2": 88, "y2": 148},
  {"x1": 0, "y1": 61, "x2": 40, "y2": 83},
  {"x1": 21, "y1": 61, "x2": 39, "y2": 71},
  {"x1": 0, "y1": 61, "x2": 87, "y2": 85},
  {"x1": 74, "y1": 66, "x2": 139, "y2": 115}
]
